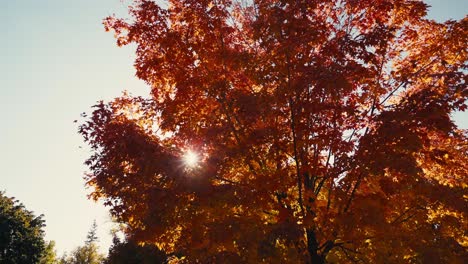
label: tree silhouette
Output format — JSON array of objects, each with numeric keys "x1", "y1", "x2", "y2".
[
  {"x1": 86, "y1": 220, "x2": 99, "y2": 245},
  {"x1": 105, "y1": 236, "x2": 167, "y2": 264},
  {"x1": 80, "y1": 0, "x2": 468, "y2": 262},
  {"x1": 0, "y1": 191, "x2": 46, "y2": 263}
]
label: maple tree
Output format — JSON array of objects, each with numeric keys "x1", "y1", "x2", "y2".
[{"x1": 80, "y1": 0, "x2": 468, "y2": 263}]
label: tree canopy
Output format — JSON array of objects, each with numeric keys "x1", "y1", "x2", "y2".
[
  {"x1": 0, "y1": 192, "x2": 47, "y2": 263},
  {"x1": 59, "y1": 222, "x2": 105, "y2": 264},
  {"x1": 80, "y1": 0, "x2": 468, "y2": 263}
]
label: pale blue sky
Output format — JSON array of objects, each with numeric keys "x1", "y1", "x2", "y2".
[{"x1": 0, "y1": 0, "x2": 466, "y2": 256}]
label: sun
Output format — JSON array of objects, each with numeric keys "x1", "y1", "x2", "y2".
[{"x1": 183, "y1": 150, "x2": 199, "y2": 167}]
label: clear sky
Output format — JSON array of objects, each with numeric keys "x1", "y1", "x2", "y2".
[{"x1": 0, "y1": 0, "x2": 466, "y2": 256}]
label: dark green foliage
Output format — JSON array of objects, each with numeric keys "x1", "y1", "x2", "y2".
[
  {"x1": 0, "y1": 191, "x2": 46, "y2": 264},
  {"x1": 105, "y1": 237, "x2": 167, "y2": 264}
]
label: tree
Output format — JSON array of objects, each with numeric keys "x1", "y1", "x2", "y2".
[
  {"x1": 0, "y1": 191, "x2": 46, "y2": 263},
  {"x1": 80, "y1": 0, "x2": 468, "y2": 263},
  {"x1": 60, "y1": 222, "x2": 105, "y2": 264},
  {"x1": 39, "y1": 241, "x2": 59, "y2": 264},
  {"x1": 86, "y1": 220, "x2": 99, "y2": 245},
  {"x1": 61, "y1": 244, "x2": 104, "y2": 264},
  {"x1": 105, "y1": 235, "x2": 167, "y2": 264}
]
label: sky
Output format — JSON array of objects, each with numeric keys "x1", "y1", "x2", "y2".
[{"x1": 0, "y1": 0, "x2": 467, "y2": 256}]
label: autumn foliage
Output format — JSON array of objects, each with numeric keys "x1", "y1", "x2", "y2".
[{"x1": 79, "y1": 0, "x2": 468, "y2": 263}]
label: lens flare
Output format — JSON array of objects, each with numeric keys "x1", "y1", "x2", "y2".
[{"x1": 183, "y1": 150, "x2": 199, "y2": 167}]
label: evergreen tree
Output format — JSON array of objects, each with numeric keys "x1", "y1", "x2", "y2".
[
  {"x1": 60, "y1": 221, "x2": 104, "y2": 264},
  {"x1": 85, "y1": 220, "x2": 98, "y2": 245}
]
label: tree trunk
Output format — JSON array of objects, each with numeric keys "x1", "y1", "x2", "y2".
[{"x1": 307, "y1": 229, "x2": 325, "y2": 264}]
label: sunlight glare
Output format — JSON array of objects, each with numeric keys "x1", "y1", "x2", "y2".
[{"x1": 183, "y1": 150, "x2": 199, "y2": 167}]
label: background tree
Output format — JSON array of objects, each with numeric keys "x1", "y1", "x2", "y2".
[
  {"x1": 86, "y1": 220, "x2": 99, "y2": 245},
  {"x1": 80, "y1": 0, "x2": 468, "y2": 263},
  {"x1": 105, "y1": 235, "x2": 167, "y2": 264},
  {"x1": 39, "y1": 240, "x2": 59, "y2": 264},
  {"x1": 60, "y1": 222, "x2": 105, "y2": 264},
  {"x1": 0, "y1": 191, "x2": 47, "y2": 263}
]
